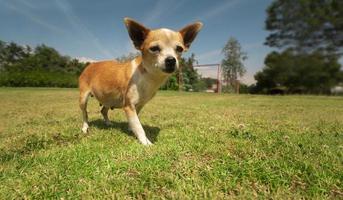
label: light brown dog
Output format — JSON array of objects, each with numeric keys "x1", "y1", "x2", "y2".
[{"x1": 78, "y1": 18, "x2": 202, "y2": 145}]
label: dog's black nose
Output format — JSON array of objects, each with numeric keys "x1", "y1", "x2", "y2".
[{"x1": 164, "y1": 56, "x2": 176, "y2": 73}]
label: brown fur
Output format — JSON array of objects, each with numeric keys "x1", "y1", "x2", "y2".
[
  {"x1": 78, "y1": 18, "x2": 202, "y2": 145},
  {"x1": 79, "y1": 56, "x2": 155, "y2": 107},
  {"x1": 79, "y1": 60, "x2": 131, "y2": 107}
]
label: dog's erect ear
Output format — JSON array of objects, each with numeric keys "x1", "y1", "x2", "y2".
[
  {"x1": 124, "y1": 17, "x2": 150, "y2": 50},
  {"x1": 179, "y1": 22, "x2": 203, "y2": 49}
]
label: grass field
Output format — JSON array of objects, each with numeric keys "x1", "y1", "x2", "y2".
[{"x1": 0, "y1": 88, "x2": 342, "y2": 199}]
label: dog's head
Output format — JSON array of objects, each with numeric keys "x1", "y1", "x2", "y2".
[{"x1": 124, "y1": 18, "x2": 202, "y2": 74}]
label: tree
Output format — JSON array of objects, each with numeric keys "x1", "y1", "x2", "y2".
[
  {"x1": 257, "y1": 0, "x2": 343, "y2": 95},
  {"x1": 179, "y1": 53, "x2": 202, "y2": 91},
  {"x1": 265, "y1": 0, "x2": 343, "y2": 54},
  {"x1": 0, "y1": 41, "x2": 30, "y2": 69},
  {"x1": 254, "y1": 49, "x2": 342, "y2": 94},
  {"x1": 221, "y1": 37, "x2": 247, "y2": 93},
  {"x1": 0, "y1": 40, "x2": 6, "y2": 70},
  {"x1": 32, "y1": 44, "x2": 69, "y2": 71}
]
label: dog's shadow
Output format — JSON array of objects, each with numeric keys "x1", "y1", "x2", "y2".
[{"x1": 89, "y1": 119, "x2": 160, "y2": 143}]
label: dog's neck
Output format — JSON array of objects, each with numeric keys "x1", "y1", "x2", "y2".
[{"x1": 132, "y1": 56, "x2": 170, "y2": 85}]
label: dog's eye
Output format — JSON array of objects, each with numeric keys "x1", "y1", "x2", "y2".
[
  {"x1": 149, "y1": 46, "x2": 161, "y2": 53},
  {"x1": 176, "y1": 45, "x2": 184, "y2": 53}
]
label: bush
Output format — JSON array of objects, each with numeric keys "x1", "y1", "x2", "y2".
[{"x1": 0, "y1": 70, "x2": 78, "y2": 88}]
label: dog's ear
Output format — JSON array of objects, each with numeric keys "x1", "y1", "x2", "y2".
[
  {"x1": 124, "y1": 17, "x2": 150, "y2": 50},
  {"x1": 179, "y1": 22, "x2": 203, "y2": 49}
]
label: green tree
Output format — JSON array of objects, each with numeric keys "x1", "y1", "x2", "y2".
[
  {"x1": 257, "y1": 0, "x2": 343, "y2": 95},
  {"x1": 32, "y1": 44, "x2": 69, "y2": 71},
  {"x1": 221, "y1": 37, "x2": 247, "y2": 93},
  {"x1": 265, "y1": 0, "x2": 343, "y2": 54},
  {"x1": 0, "y1": 41, "x2": 30, "y2": 70},
  {"x1": 179, "y1": 53, "x2": 202, "y2": 91},
  {"x1": 254, "y1": 49, "x2": 342, "y2": 94},
  {"x1": 0, "y1": 40, "x2": 6, "y2": 70}
]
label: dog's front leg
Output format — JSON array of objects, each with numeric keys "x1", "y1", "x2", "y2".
[{"x1": 123, "y1": 105, "x2": 152, "y2": 146}]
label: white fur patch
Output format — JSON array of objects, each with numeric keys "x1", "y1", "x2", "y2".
[
  {"x1": 131, "y1": 59, "x2": 138, "y2": 76},
  {"x1": 161, "y1": 28, "x2": 174, "y2": 39},
  {"x1": 127, "y1": 83, "x2": 139, "y2": 105},
  {"x1": 127, "y1": 114, "x2": 152, "y2": 145},
  {"x1": 82, "y1": 122, "x2": 89, "y2": 133}
]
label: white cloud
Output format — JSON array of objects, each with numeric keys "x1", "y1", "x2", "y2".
[
  {"x1": 240, "y1": 71, "x2": 256, "y2": 85},
  {"x1": 242, "y1": 42, "x2": 264, "y2": 50},
  {"x1": 19, "y1": 0, "x2": 37, "y2": 9},
  {"x1": 54, "y1": 0, "x2": 113, "y2": 59},
  {"x1": 124, "y1": 41, "x2": 138, "y2": 55},
  {"x1": 4, "y1": 1, "x2": 66, "y2": 34},
  {"x1": 241, "y1": 43, "x2": 270, "y2": 84},
  {"x1": 196, "y1": 49, "x2": 222, "y2": 64},
  {"x1": 142, "y1": 0, "x2": 169, "y2": 26},
  {"x1": 195, "y1": 67, "x2": 219, "y2": 79},
  {"x1": 77, "y1": 57, "x2": 97, "y2": 63},
  {"x1": 193, "y1": 0, "x2": 240, "y2": 21},
  {"x1": 142, "y1": 0, "x2": 186, "y2": 27}
]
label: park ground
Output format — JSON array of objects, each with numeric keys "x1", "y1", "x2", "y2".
[{"x1": 0, "y1": 88, "x2": 342, "y2": 199}]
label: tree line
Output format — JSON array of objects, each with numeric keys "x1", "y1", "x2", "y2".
[
  {"x1": 0, "y1": 40, "x2": 86, "y2": 87},
  {"x1": 0, "y1": 40, "x2": 211, "y2": 91}
]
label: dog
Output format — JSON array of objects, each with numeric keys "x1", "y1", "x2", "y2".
[{"x1": 78, "y1": 18, "x2": 202, "y2": 145}]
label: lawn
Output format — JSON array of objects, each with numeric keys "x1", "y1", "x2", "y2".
[{"x1": 0, "y1": 88, "x2": 342, "y2": 199}]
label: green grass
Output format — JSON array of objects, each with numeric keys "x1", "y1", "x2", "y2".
[{"x1": 0, "y1": 88, "x2": 342, "y2": 199}]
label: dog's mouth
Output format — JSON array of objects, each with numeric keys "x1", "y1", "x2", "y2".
[{"x1": 162, "y1": 65, "x2": 176, "y2": 73}]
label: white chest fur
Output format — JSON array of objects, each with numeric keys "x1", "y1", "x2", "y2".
[{"x1": 126, "y1": 60, "x2": 169, "y2": 108}]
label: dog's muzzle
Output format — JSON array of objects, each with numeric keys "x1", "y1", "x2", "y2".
[{"x1": 163, "y1": 56, "x2": 176, "y2": 73}]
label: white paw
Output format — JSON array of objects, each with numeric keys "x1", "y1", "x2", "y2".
[
  {"x1": 146, "y1": 140, "x2": 153, "y2": 146},
  {"x1": 140, "y1": 138, "x2": 153, "y2": 146},
  {"x1": 82, "y1": 123, "x2": 89, "y2": 133}
]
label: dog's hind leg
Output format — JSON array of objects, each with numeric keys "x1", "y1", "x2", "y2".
[
  {"x1": 101, "y1": 106, "x2": 112, "y2": 126},
  {"x1": 79, "y1": 89, "x2": 91, "y2": 133}
]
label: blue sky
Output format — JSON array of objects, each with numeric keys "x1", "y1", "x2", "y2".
[{"x1": 0, "y1": 0, "x2": 274, "y2": 84}]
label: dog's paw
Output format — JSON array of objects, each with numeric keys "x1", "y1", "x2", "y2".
[
  {"x1": 141, "y1": 138, "x2": 153, "y2": 146},
  {"x1": 82, "y1": 123, "x2": 89, "y2": 133},
  {"x1": 81, "y1": 127, "x2": 88, "y2": 133}
]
